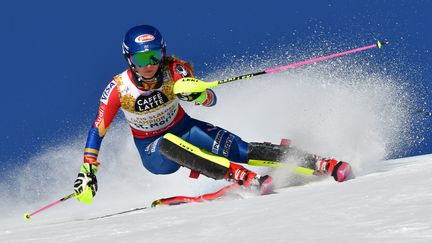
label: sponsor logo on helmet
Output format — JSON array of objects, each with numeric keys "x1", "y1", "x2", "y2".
[{"x1": 135, "y1": 34, "x2": 155, "y2": 43}]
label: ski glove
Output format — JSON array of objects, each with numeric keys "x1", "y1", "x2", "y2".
[
  {"x1": 176, "y1": 89, "x2": 217, "y2": 107},
  {"x1": 194, "y1": 89, "x2": 216, "y2": 106},
  {"x1": 173, "y1": 77, "x2": 217, "y2": 106},
  {"x1": 176, "y1": 92, "x2": 202, "y2": 102},
  {"x1": 74, "y1": 162, "x2": 99, "y2": 204}
]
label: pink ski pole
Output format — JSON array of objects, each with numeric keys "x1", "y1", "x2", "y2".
[
  {"x1": 24, "y1": 193, "x2": 75, "y2": 221},
  {"x1": 216, "y1": 41, "x2": 388, "y2": 85}
]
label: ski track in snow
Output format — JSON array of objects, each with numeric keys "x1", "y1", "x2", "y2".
[{"x1": 0, "y1": 55, "x2": 427, "y2": 242}]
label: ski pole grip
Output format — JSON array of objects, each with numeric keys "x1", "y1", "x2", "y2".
[{"x1": 173, "y1": 78, "x2": 218, "y2": 94}]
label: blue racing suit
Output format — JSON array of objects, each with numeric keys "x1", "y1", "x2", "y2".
[{"x1": 83, "y1": 56, "x2": 249, "y2": 174}]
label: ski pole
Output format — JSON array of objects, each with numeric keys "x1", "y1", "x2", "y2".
[
  {"x1": 173, "y1": 41, "x2": 388, "y2": 94},
  {"x1": 24, "y1": 193, "x2": 75, "y2": 221}
]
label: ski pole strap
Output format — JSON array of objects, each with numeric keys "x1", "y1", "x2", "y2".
[{"x1": 248, "y1": 159, "x2": 315, "y2": 175}]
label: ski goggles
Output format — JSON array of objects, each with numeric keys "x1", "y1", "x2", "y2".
[{"x1": 130, "y1": 49, "x2": 163, "y2": 67}]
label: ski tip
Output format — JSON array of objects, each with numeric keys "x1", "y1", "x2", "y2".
[
  {"x1": 377, "y1": 40, "x2": 389, "y2": 48},
  {"x1": 24, "y1": 212, "x2": 31, "y2": 221}
]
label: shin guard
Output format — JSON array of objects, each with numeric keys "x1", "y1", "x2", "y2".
[{"x1": 159, "y1": 133, "x2": 230, "y2": 180}]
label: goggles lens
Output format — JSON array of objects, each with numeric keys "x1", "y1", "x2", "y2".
[{"x1": 130, "y1": 50, "x2": 162, "y2": 67}]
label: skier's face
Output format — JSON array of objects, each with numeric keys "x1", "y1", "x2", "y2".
[{"x1": 135, "y1": 63, "x2": 160, "y2": 79}]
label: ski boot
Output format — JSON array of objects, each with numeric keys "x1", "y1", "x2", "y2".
[
  {"x1": 248, "y1": 142, "x2": 289, "y2": 162},
  {"x1": 225, "y1": 162, "x2": 274, "y2": 195},
  {"x1": 315, "y1": 158, "x2": 353, "y2": 182},
  {"x1": 248, "y1": 140, "x2": 354, "y2": 182}
]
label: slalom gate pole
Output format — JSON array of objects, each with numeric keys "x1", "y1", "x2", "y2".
[
  {"x1": 24, "y1": 193, "x2": 75, "y2": 221},
  {"x1": 173, "y1": 41, "x2": 388, "y2": 94}
]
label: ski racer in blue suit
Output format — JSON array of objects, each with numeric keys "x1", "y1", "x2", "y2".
[{"x1": 73, "y1": 25, "x2": 352, "y2": 204}]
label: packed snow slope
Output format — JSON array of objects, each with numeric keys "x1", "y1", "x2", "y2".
[
  {"x1": 1, "y1": 155, "x2": 432, "y2": 242},
  {"x1": 0, "y1": 53, "x2": 428, "y2": 242}
]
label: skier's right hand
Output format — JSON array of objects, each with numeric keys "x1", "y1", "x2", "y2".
[{"x1": 74, "y1": 162, "x2": 99, "y2": 204}]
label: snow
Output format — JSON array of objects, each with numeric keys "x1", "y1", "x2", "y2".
[
  {"x1": 1, "y1": 155, "x2": 432, "y2": 242},
  {"x1": 1, "y1": 52, "x2": 428, "y2": 242}
]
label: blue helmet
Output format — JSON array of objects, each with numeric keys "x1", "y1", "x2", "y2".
[{"x1": 122, "y1": 25, "x2": 167, "y2": 68}]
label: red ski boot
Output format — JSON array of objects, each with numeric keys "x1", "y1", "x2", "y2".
[
  {"x1": 225, "y1": 162, "x2": 274, "y2": 195},
  {"x1": 316, "y1": 159, "x2": 353, "y2": 182}
]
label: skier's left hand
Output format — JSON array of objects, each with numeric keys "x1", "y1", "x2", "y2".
[
  {"x1": 174, "y1": 78, "x2": 217, "y2": 106},
  {"x1": 176, "y1": 89, "x2": 216, "y2": 106},
  {"x1": 193, "y1": 89, "x2": 216, "y2": 106},
  {"x1": 176, "y1": 92, "x2": 202, "y2": 102}
]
